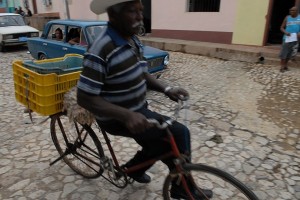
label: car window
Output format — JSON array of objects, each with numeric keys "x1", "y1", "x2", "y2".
[
  {"x1": 79, "y1": 28, "x2": 88, "y2": 46},
  {"x1": 66, "y1": 26, "x2": 88, "y2": 46},
  {"x1": 47, "y1": 24, "x2": 66, "y2": 42},
  {"x1": 0, "y1": 15, "x2": 25, "y2": 27},
  {"x1": 86, "y1": 25, "x2": 105, "y2": 44},
  {"x1": 67, "y1": 26, "x2": 80, "y2": 44}
]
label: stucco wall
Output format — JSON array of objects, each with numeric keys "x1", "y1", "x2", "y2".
[
  {"x1": 66, "y1": 0, "x2": 100, "y2": 20},
  {"x1": 232, "y1": 0, "x2": 269, "y2": 46},
  {"x1": 152, "y1": 0, "x2": 237, "y2": 32},
  {"x1": 31, "y1": 0, "x2": 100, "y2": 20},
  {"x1": 19, "y1": 0, "x2": 272, "y2": 46}
]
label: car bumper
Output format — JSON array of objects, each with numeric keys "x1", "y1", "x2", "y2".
[
  {"x1": 147, "y1": 57, "x2": 166, "y2": 73},
  {"x1": 1, "y1": 39, "x2": 27, "y2": 46}
]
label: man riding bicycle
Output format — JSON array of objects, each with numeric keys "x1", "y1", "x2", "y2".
[{"x1": 77, "y1": 0, "x2": 212, "y2": 199}]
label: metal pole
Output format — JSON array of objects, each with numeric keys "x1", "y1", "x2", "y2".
[
  {"x1": 5, "y1": 0, "x2": 9, "y2": 12},
  {"x1": 64, "y1": 0, "x2": 70, "y2": 19},
  {"x1": 11, "y1": 0, "x2": 15, "y2": 9}
]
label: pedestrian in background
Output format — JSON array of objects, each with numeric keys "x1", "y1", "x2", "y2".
[
  {"x1": 14, "y1": 8, "x2": 19, "y2": 14},
  {"x1": 26, "y1": 8, "x2": 33, "y2": 17},
  {"x1": 18, "y1": 6, "x2": 26, "y2": 17},
  {"x1": 279, "y1": 6, "x2": 300, "y2": 72},
  {"x1": 54, "y1": 28, "x2": 63, "y2": 41}
]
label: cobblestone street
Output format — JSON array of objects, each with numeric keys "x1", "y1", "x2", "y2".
[{"x1": 0, "y1": 49, "x2": 299, "y2": 200}]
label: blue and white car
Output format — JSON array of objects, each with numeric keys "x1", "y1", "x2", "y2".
[
  {"x1": 27, "y1": 19, "x2": 169, "y2": 73},
  {"x1": 0, "y1": 13, "x2": 39, "y2": 52}
]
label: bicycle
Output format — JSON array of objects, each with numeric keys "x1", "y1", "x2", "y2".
[{"x1": 49, "y1": 100, "x2": 259, "y2": 200}]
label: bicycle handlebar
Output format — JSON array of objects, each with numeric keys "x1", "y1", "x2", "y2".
[
  {"x1": 147, "y1": 118, "x2": 174, "y2": 129},
  {"x1": 146, "y1": 99, "x2": 188, "y2": 129}
]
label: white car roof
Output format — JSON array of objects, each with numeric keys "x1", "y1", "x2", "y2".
[{"x1": 0, "y1": 13, "x2": 20, "y2": 16}]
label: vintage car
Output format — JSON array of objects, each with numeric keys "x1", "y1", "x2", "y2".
[
  {"x1": 0, "y1": 13, "x2": 39, "y2": 52},
  {"x1": 27, "y1": 19, "x2": 169, "y2": 73}
]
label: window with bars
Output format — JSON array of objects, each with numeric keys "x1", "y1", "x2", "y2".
[{"x1": 189, "y1": 0, "x2": 221, "y2": 12}]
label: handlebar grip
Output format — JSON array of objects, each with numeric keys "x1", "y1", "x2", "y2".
[
  {"x1": 146, "y1": 119, "x2": 173, "y2": 129},
  {"x1": 179, "y1": 95, "x2": 189, "y2": 101}
]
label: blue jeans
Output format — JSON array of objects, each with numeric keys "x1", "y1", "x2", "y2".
[{"x1": 97, "y1": 103, "x2": 191, "y2": 175}]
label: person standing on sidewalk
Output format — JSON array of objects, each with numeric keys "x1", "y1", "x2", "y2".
[
  {"x1": 279, "y1": 6, "x2": 300, "y2": 72},
  {"x1": 77, "y1": 0, "x2": 212, "y2": 199}
]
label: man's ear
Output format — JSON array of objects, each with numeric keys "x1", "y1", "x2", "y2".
[
  {"x1": 108, "y1": 10, "x2": 119, "y2": 23},
  {"x1": 109, "y1": 16, "x2": 115, "y2": 23},
  {"x1": 109, "y1": 14, "x2": 121, "y2": 26}
]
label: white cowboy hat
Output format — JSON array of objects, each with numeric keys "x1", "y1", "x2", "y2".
[{"x1": 90, "y1": 0, "x2": 138, "y2": 15}]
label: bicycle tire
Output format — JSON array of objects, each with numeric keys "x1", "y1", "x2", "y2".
[
  {"x1": 163, "y1": 163, "x2": 259, "y2": 200},
  {"x1": 50, "y1": 113, "x2": 104, "y2": 178}
]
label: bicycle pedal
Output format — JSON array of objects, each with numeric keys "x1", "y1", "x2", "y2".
[
  {"x1": 128, "y1": 177, "x2": 135, "y2": 184},
  {"x1": 114, "y1": 170, "x2": 124, "y2": 179}
]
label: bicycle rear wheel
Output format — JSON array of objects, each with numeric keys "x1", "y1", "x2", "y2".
[
  {"x1": 163, "y1": 163, "x2": 259, "y2": 200},
  {"x1": 50, "y1": 113, "x2": 104, "y2": 178}
]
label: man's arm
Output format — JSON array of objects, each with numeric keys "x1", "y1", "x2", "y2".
[
  {"x1": 144, "y1": 73, "x2": 168, "y2": 93},
  {"x1": 280, "y1": 16, "x2": 290, "y2": 36},
  {"x1": 144, "y1": 73, "x2": 189, "y2": 101},
  {"x1": 77, "y1": 89, "x2": 150, "y2": 134}
]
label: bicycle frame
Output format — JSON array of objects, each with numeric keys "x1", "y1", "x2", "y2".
[{"x1": 99, "y1": 124, "x2": 195, "y2": 199}]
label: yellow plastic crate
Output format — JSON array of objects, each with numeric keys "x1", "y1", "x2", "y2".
[
  {"x1": 13, "y1": 58, "x2": 82, "y2": 116},
  {"x1": 23, "y1": 54, "x2": 83, "y2": 74}
]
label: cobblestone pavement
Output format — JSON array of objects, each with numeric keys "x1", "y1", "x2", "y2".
[{"x1": 0, "y1": 48, "x2": 299, "y2": 200}]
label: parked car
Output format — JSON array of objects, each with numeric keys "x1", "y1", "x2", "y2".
[
  {"x1": 0, "y1": 13, "x2": 39, "y2": 52},
  {"x1": 27, "y1": 19, "x2": 169, "y2": 73}
]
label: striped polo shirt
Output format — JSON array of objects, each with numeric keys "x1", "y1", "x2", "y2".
[{"x1": 77, "y1": 24, "x2": 148, "y2": 121}]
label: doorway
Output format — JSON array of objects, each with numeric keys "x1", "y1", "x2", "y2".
[
  {"x1": 267, "y1": 0, "x2": 296, "y2": 44},
  {"x1": 141, "y1": 0, "x2": 151, "y2": 34}
]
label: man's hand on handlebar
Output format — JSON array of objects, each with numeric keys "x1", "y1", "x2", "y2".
[
  {"x1": 124, "y1": 112, "x2": 152, "y2": 134},
  {"x1": 124, "y1": 113, "x2": 174, "y2": 134},
  {"x1": 165, "y1": 87, "x2": 189, "y2": 102}
]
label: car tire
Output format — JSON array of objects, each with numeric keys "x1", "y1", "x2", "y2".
[{"x1": 38, "y1": 53, "x2": 47, "y2": 60}]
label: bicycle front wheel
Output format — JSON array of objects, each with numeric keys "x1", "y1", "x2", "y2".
[
  {"x1": 50, "y1": 113, "x2": 104, "y2": 178},
  {"x1": 163, "y1": 163, "x2": 259, "y2": 200}
]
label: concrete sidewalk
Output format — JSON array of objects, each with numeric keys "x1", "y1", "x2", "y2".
[{"x1": 140, "y1": 37, "x2": 300, "y2": 67}]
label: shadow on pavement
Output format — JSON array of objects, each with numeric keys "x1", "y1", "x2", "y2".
[{"x1": 1, "y1": 45, "x2": 29, "y2": 53}]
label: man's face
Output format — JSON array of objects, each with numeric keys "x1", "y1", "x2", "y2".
[
  {"x1": 55, "y1": 31, "x2": 63, "y2": 39},
  {"x1": 112, "y1": 1, "x2": 144, "y2": 37},
  {"x1": 289, "y1": 7, "x2": 298, "y2": 17}
]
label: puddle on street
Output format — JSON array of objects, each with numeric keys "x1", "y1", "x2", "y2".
[
  {"x1": 249, "y1": 67, "x2": 300, "y2": 151},
  {"x1": 257, "y1": 78, "x2": 300, "y2": 130}
]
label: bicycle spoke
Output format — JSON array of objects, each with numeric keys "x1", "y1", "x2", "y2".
[
  {"x1": 79, "y1": 141, "x2": 101, "y2": 159},
  {"x1": 71, "y1": 151, "x2": 100, "y2": 174},
  {"x1": 79, "y1": 145, "x2": 101, "y2": 159}
]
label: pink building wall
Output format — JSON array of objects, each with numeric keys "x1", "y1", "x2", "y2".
[
  {"x1": 26, "y1": 0, "x2": 238, "y2": 43},
  {"x1": 151, "y1": 0, "x2": 238, "y2": 44},
  {"x1": 29, "y1": 0, "x2": 102, "y2": 20}
]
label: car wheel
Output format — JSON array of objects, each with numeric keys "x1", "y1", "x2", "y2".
[{"x1": 38, "y1": 53, "x2": 47, "y2": 60}]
